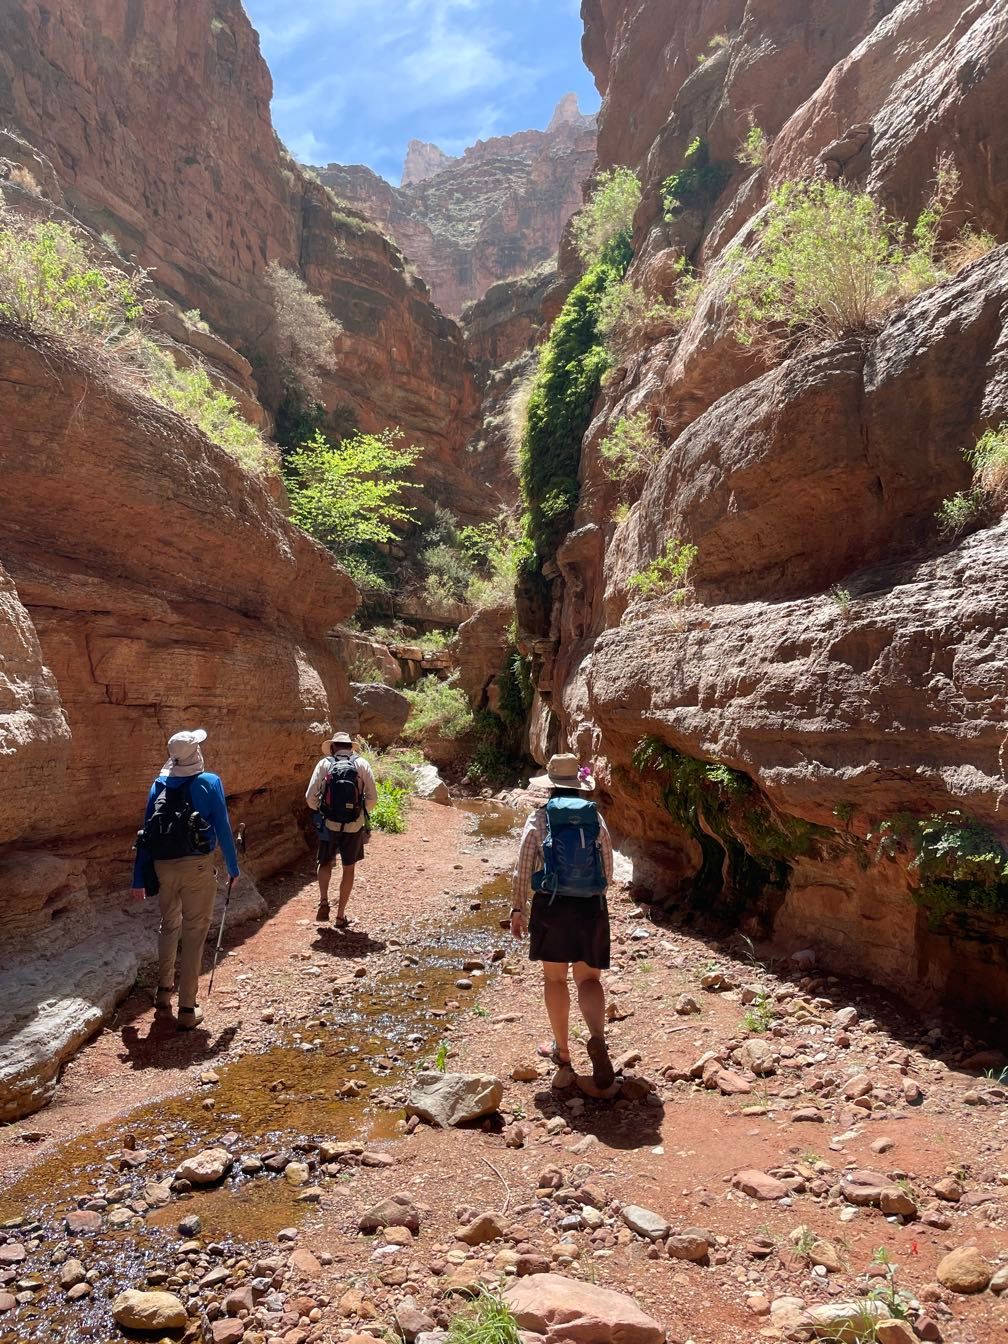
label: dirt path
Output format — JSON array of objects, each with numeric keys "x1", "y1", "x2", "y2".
[{"x1": 1, "y1": 801, "x2": 1006, "y2": 1344}]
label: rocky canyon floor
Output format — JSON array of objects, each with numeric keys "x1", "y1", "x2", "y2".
[{"x1": 0, "y1": 801, "x2": 1005, "y2": 1344}]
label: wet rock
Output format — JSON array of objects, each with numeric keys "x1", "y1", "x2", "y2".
[
  {"x1": 620, "y1": 1206, "x2": 671, "y2": 1241},
  {"x1": 112, "y1": 1289, "x2": 188, "y2": 1331},
  {"x1": 0, "y1": 1294, "x2": 14, "y2": 1314},
  {"x1": 455, "y1": 1212, "x2": 505, "y2": 1245},
  {"x1": 936, "y1": 1246, "x2": 992, "y2": 1294},
  {"x1": 284, "y1": 1161, "x2": 310, "y2": 1185},
  {"x1": 359, "y1": 1194, "x2": 421, "y2": 1235},
  {"x1": 175, "y1": 1147, "x2": 232, "y2": 1185},
  {"x1": 64, "y1": 1210, "x2": 101, "y2": 1234},
  {"x1": 732, "y1": 1169, "x2": 789, "y2": 1200},
  {"x1": 0, "y1": 1245, "x2": 25, "y2": 1265},
  {"x1": 504, "y1": 1273, "x2": 665, "y2": 1344},
  {"x1": 406, "y1": 1072, "x2": 503, "y2": 1128},
  {"x1": 58, "y1": 1259, "x2": 86, "y2": 1290},
  {"x1": 178, "y1": 1214, "x2": 202, "y2": 1237}
]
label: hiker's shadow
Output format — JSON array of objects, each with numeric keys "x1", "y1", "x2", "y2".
[
  {"x1": 119, "y1": 1020, "x2": 239, "y2": 1071},
  {"x1": 312, "y1": 927, "x2": 386, "y2": 958},
  {"x1": 532, "y1": 1080, "x2": 664, "y2": 1151}
]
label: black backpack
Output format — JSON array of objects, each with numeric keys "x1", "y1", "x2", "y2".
[
  {"x1": 320, "y1": 755, "x2": 363, "y2": 826},
  {"x1": 138, "y1": 778, "x2": 213, "y2": 861}
]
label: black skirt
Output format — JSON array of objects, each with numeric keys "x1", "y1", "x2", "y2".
[{"x1": 528, "y1": 892, "x2": 610, "y2": 969}]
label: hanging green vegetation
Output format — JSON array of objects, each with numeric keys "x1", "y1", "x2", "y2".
[
  {"x1": 872, "y1": 811, "x2": 1008, "y2": 925},
  {"x1": 518, "y1": 232, "x2": 633, "y2": 564},
  {"x1": 662, "y1": 138, "x2": 733, "y2": 217}
]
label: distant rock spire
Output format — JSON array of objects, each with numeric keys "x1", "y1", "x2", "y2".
[
  {"x1": 547, "y1": 92, "x2": 582, "y2": 131},
  {"x1": 401, "y1": 139, "x2": 453, "y2": 187}
]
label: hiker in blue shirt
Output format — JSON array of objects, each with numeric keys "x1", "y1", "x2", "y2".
[{"x1": 131, "y1": 729, "x2": 239, "y2": 1030}]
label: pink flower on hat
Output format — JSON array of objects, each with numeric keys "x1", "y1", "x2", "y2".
[{"x1": 577, "y1": 764, "x2": 594, "y2": 782}]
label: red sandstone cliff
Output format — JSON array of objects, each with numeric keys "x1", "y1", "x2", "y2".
[
  {"x1": 319, "y1": 97, "x2": 597, "y2": 317},
  {"x1": 0, "y1": 0, "x2": 485, "y2": 517},
  {"x1": 527, "y1": 0, "x2": 1008, "y2": 1019}
]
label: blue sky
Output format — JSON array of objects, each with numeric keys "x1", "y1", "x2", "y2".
[{"x1": 242, "y1": 0, "x2": 600, "y2": 184}]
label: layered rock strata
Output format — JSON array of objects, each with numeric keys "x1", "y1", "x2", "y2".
[
  {"x1": 0, "y1": 332, "x2": 357, "y2": 1118},
  {"x1": 527, "y1": 0, "x2": 1008, "y2": 1018},
  {"x1": 319, "y1": 97, "x2": 597, "y2": 316},
  {"x1": 0, "y1": 0, "x2": 484, "y2": 518}
]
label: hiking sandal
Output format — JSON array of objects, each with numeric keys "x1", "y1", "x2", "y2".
[
  {"x1": 154, "y1": 986, "x2": 174, "y2": 1015},
  {"x1": 315, "y1": 901, "x2": 331, "y2": 923},
  {"x1": 537, "y1": 1039, "x2": 571, "y2": 1067},
  {"x1": 332, "y1": 915, "x2": 350, "y2": 930},
  {"x1": 587, "y1": 1035, "x2": 615, "y2": 1090},
  {"x1": 177, "y1": 1005, "x2": 204, "y2": 1032}
]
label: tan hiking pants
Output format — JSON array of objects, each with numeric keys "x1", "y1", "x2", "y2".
[{"x1": 155, "y1": 853, "x2": 216, "y2": 1009}]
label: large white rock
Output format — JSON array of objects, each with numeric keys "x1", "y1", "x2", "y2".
[
  {"x1": 175, "y1": 1146, "x2": 233, "y2": 1185},
  {"x1": 406, "y1": 1071, "x2": 503, "y2": 1127},
  {"x1": 112, "y1": 1290, "x2": 187, "y2": 1330},
  {"x1": 413, "y1": 764, "x2": 451, "y2": 804}
]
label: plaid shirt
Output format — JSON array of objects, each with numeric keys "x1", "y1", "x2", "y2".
[{"x1": 511, "y1": 805, "x2": 613, "y2": 920}]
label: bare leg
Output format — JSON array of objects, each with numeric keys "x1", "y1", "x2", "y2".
[
  {"x1": 574, "y1": 962, "x2": 614, "y2": 1087},
  {"x1": 542, "y1": 961, "x2": 572, "y2": 1061},
  {"x1": 336, "y1": 863, "x2": 356, "y2": 922},
  {"x1": 573, "y1": 962, "x2": 606, "y2": 1039},
  {"x1": 316, "y1": 863, "x2": 332, "y2": 919}
]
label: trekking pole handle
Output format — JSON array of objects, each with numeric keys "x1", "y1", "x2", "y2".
[{"x1": 237, "y1": 822, "x2": 246, "y2": 854}]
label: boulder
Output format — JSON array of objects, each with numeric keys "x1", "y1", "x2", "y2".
[
  {"x1": 799, "y1": 1301, "x2": 891, "y2": 1341},
  {"x1": 731, "y1": 1169, "x2": 789, "y2": 1201},
  {"x1": 406, "y1": 1072, "x2": 503, "y2": 1127},
  {"x1": 358, "y1": 1194, "x2": 421, "y2": 1235},
  {"x1": 620, "y1": 1205, "x2": 671, "y2": 1241},
  {"x1": 413, "y1": 765, "x2": 451, "y2": 805},
  {"x1": 504, "y1": 1273, "x2": 665, "y2": 1344},
  {"x1": 666, "y1": 1230, "x2": 709, "y2": 1262},
  {"x1": 112, "y1": 1290, "x2": 188, "y2": 1331},
  {"x1": 840, "y1": 1171, "x2": 889, "y2": 1207},
  {"x1": 936, "y1": 1246, "x2": 992, "y2": 1294},
  {"x1": 175, "y1": 1147, "x2": 232, "y2": 1186},
  {"x1": 352, "y1": 683, "x2": 411, "y2": 748}
]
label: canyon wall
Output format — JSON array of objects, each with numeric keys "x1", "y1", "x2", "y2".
[
  {"x1": 319, "y1": 97, "x2": 597, "y2": 317},
  {"x1": 527, "y1": 0, "x2": 1008, "y2": 1020},
  {"x1": 0, "y1": 0, "x2": 486, "y2": 518}
]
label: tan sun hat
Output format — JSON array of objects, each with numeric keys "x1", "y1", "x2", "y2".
[
  {"x1": 529, "y1": 752, "x2": 595, "y2": 792},
  {"x1": 330, "y1": 730, "x2": 354, "y2": 747}
]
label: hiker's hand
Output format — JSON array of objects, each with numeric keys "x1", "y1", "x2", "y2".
[
  {"x1": 510, "y1": 911, "x2": 525, "y2": 940},
  {"x1": 130, "y1": 887, "x2": 146, "y2": 903}
]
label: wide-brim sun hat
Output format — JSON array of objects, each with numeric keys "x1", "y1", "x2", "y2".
[
  {"x1": 529, "y1": 752, "x2": 595, "y2": 792},
  {"x1": 167, "y1": 728, "x2": 207, "y2": 756},
  {"x1": 330, "y1": 730, "x2": 354, "y2": 747}
]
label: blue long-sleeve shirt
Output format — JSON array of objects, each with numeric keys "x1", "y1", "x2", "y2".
[{"x1": 132, "y1": 772, "x2": 239, "y2": 886}]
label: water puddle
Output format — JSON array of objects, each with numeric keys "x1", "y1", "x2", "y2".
[{"x1": 0, "y1": 804, "x2": 523, "y2": 1343}]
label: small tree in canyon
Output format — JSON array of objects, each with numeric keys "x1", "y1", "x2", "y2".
[
  {"x1": 571, "y1": 166, "x2": 641, "y2": 268},
  {"x1": 284, "y1": 427, "x2": 422, "y2": 591},
  {"x1": 264, "y1": 260, "x2": 342, "y2": 441}
]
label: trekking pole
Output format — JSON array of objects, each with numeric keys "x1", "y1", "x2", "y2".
[{"x1": 207, "y1": 823, "x2": 245, "y2": 998}]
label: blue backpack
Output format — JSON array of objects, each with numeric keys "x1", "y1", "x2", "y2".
[{"x1": 531, "y1": 797, "x2": 606, "y2": 900}]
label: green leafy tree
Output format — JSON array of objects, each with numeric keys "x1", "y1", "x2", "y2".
[{"x1": 284, "y1": 429, "x2": 422, "y2": 581}]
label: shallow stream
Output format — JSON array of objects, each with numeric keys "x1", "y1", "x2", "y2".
[{"x1": 0, "y1": 803, "x2": 522, "y2": 1343}]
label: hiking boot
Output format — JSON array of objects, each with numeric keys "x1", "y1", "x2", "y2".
[
  {"x1": 587, "y1": 1035, "x2": 615, "y2": 1090},
  {"x1": 177, "y1": 1005, "x2": 204, "y2": 1032},
  {"x1": 315, "y1": 900, "x2": 331, "y2": 923},
  {"x1": 154, "y1": 986, "x2": 174, "y2": 1015}
]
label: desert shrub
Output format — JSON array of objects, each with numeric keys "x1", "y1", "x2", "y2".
[
  {"x1": 264, "y1": 260, "x2": 342, "y2": 404},
  {"x1": 370, "y1": 781, "x2": 408, "y2": 834},
  {"x1": 145, "y1": 347, "x2": 273, "y2": 474},
  {"x1": 571, "y1": 167, "x2": 641, "y2": 269},
  {"x1": 284, "y1": 429, "x2": 421, "y2": 580},
  {"x1": 464, "y1": 514, "x2": 530, "y2": 611},
  {"x1": 0, "y1": 208, "x2": 148, "y2": 346},
  {"x1": 598, "y1": 411, "x2": 663, "y2": 481},
  {"x1": 739, "y1": 124, "x2": 768, "y2": 168},
  {"x1": 969, "y1": 423, "x2": 1008, "y2": 504},
  {"x1": 628, "y1": 539, "x2": 698, "y2": 600},
  {"x1": 520, "y1": 234, "x2": 632, "y2": 561},
  {"x1": 937, "y1": 423, "x2": 1008, "y2": 536},
  {"x1": 446, "y1": 1290, "x2": 521, "y2": 1344},
  {"x1": 183, "y1": 307, "x2": 210, "y2": 332},
  {"x1": 402, "y1": 675, "x2": 474, "y2": 742},
  {"x1": 597, "y1": 280, "x2": 678, "y2": 360},
  {"x1": 944, "y1": 226, "x2": 997, "y2": 274},
  {"x1": 662, "y1": 138, "x2": 732, "y2": 216},
  {"x1": 421, "y1": 542, "x2": 473, "y2": 603}
]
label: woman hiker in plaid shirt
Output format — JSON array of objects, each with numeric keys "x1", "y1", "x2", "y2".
[{"x1": 510, "y1": 753, "x2": 616, "y2": 1089}]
